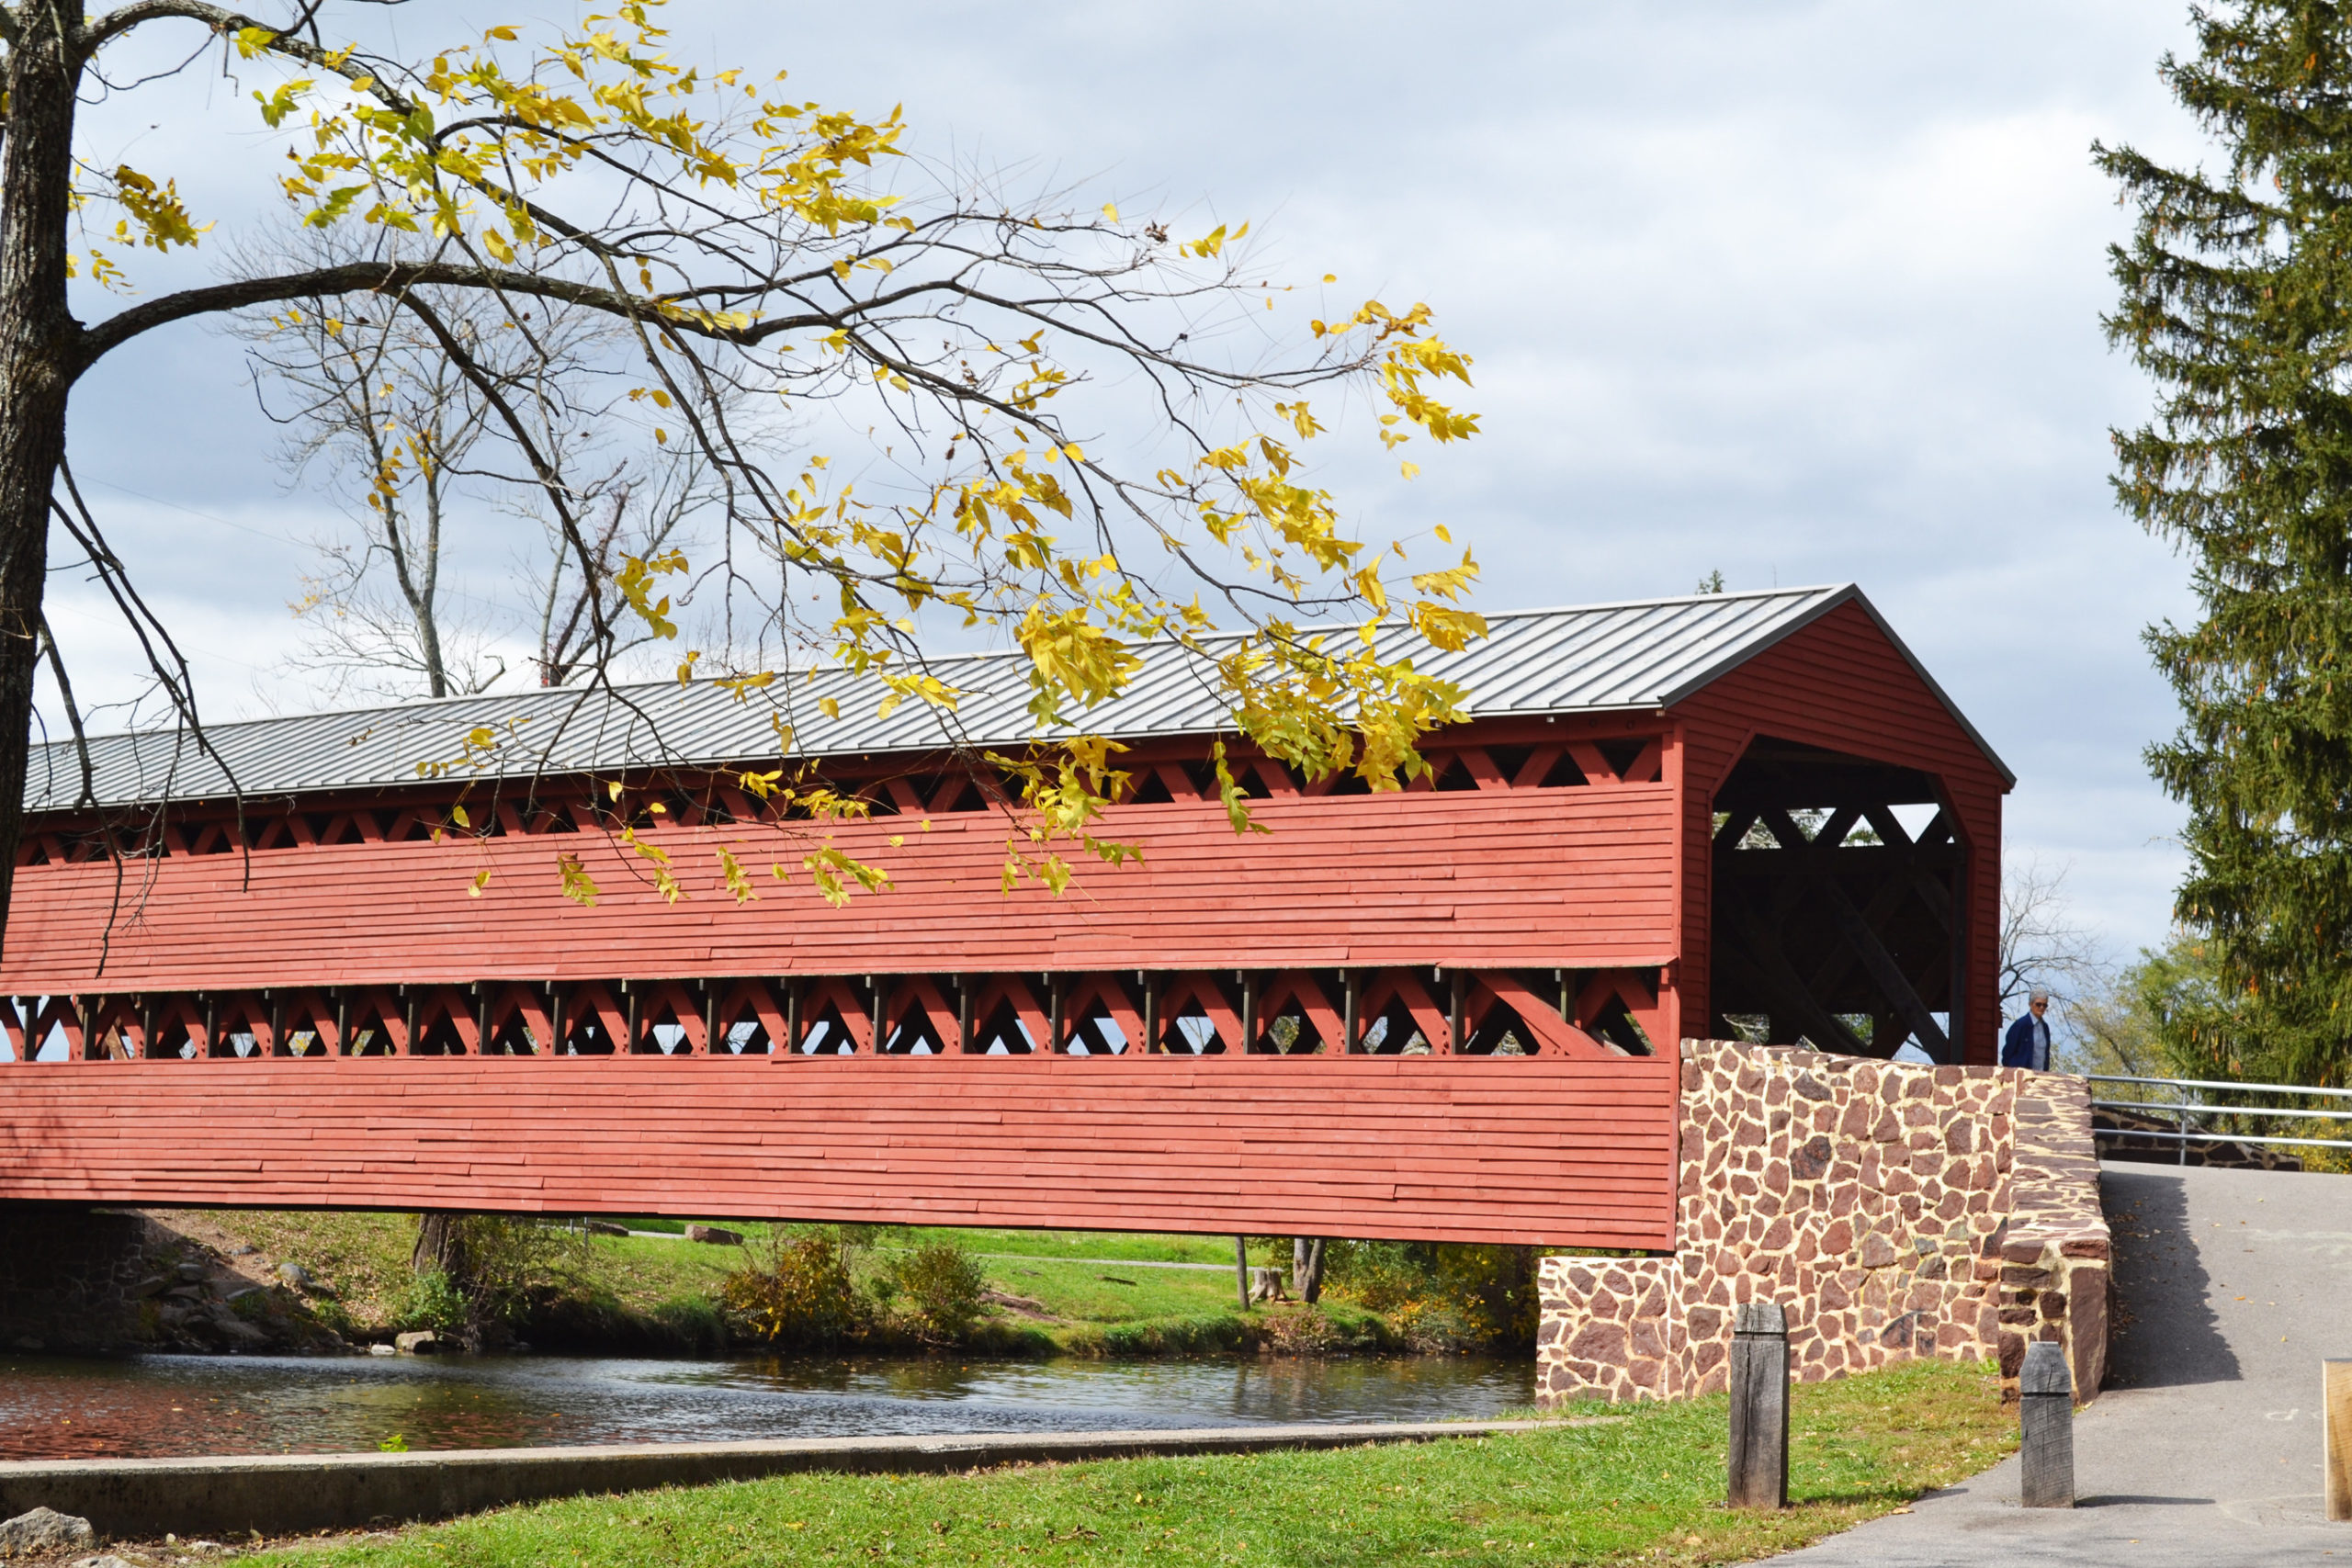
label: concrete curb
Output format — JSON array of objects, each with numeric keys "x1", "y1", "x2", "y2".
[{"x1": 0, "y1": 1418, "x2": 1590, "y2": 1538}]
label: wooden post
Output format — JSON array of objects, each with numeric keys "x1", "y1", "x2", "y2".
[
  {"x1": 548, "y1": 987, "x2": 565, "y2": 1058},
  {"x1": 478, "y1": 985, "x2": 493, "y2": 1058},
  {"x1": 2019, "y1": 1339, "x2": 2075, "y2": 1508},
  {"x1": 1341, "y1": 971, "x2": 1359, "y2": 1055},
  {"x1": 1447, "y1": 970, "x2": 1465, "y2": 1055},
  {"x1": 704, "y1": 982, "x2": 719, "y2": 1056},
  {"x1": 1047, "y1": 975, "x2": 1064, "y2": 1055},
  {"x1": 1234, "y1": 1235, "x2": 1250, "y2": 1312},
  {"x1": 785, "y1": 978, "x2": 801, "y2": 1056},
  {"x1": 1239, "y1": 972, "x2": 1257, "y2": 1055},
  {"x1": 1727, "y1": 1301, "x2": 1790, "y2": 1509},
  {"x1": 624, "y1": 984, "x2": 639, "y2": 1056},
  {"x1": 872, "y1": 976, "x2": 891, "y2": 1055},
  {"x1": 957, "y1": 976, "x2": 973, "y2": 1055},
  {"x1": 1140, "y1": 973, "x2": 1159, "y2": 1055},
  {"x1": 2326, "y1": 1359, "x2": 2351, "y2": 1523}
]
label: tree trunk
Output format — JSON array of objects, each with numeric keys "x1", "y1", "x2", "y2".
[
  {"x1": 0, "y1": 12, "x2": 85, "y2": 962},
  {"x1": 1293, "y1": 1236, "x2": 1326, "y2": 1304},
  {"x1": 413, "y1": 1212, "x2": 471, "y2": 1281}
]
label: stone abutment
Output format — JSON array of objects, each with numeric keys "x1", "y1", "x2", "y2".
[{"x1": 1536, "y1": 1041, "x2": 2109, "y2": 1405}]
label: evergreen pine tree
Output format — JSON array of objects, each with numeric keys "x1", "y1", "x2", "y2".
[{"x1": 2100, "y1": 1, "x2": 2352, "y2": 1087}]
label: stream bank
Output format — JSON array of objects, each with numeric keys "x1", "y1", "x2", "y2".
[{"x1": 8, "y1": 1209, "x2": 1541, "y2": 1364}]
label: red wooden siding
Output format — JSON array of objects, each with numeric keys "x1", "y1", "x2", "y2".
[
  {"x1": 1667, "y1": 601, "x2": 2006, "y2": 1063},
  {"x1": 0, "y1": 780, "x2": 1679, "y2": 993},
  {"x1": 0, "y1": 1055, "x2": 1679, "y2": 1247}
]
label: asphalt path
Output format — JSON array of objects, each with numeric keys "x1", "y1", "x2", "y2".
[{"x1": 1773, "y1": 1160, "x2": 2350, "y2": 1565}]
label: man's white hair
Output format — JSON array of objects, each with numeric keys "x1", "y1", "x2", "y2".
[{"x1": 2029, "y1": 986, "x2": 2051, "y2": 1004}]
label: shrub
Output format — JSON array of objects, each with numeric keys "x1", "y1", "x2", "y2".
[
  {"x1": 721, "y1": 1230, "x2": 868, "y2": 1348},
  {"x1": 886, "y1": 1241, "x2": 989, "y2": 1344},
  {"x1": 1321, "y1": 1240, "x2": 1544, "y2": 1349},
  {"x1": 409, "y1": 1214, "x2": 594, "y2": 1341},
  {"x1": 1260, "y1": 1304, "x2": 1346, "y2": 1356},
  {"x1": 397, "y1": 1269, "x2": 469, "y2": 1335}
]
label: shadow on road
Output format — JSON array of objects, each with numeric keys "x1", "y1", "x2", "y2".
[{"x1": 2098, "y1": 1167, "x2": 2239, "y2": 1389}]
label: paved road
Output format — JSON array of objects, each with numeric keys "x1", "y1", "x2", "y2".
[{"x1": 1775, "y1": 1160, "x2": 2350, "y2": 1565}]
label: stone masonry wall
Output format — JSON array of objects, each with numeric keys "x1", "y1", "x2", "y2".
[
  {"x1": 0, "y1": 1203, "x2": 149, "y2": 1353},
  {"x1": 1538, "y1": 1041, "x2": 2109, "y2": 1405},
  {"x1": 1997, "y1": 1076, "x2": 2110, "y2": 1401}
]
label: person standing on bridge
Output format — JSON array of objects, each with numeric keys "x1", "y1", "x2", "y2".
[{"x1": 2002, "y1": 987, "x2": 2052, "y2": 1072}]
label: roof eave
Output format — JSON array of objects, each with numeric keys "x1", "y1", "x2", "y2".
[{"x1": 1654, "y1": 582, "x2": 2016, "y2": 789}]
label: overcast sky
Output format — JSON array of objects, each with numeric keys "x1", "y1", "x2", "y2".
[{"x1": 53, "y1": 1, "x2": 2207, "y2": 962}]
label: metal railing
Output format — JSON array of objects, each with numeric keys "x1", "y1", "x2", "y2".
[{"x1": 2086, "y1": 1073, "x2": 2352, "y2": 1163}]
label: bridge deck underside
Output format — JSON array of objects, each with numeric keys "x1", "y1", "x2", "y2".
[{"x1": 0, "y1": 1055, "x2": 1678, "y2": 1248}]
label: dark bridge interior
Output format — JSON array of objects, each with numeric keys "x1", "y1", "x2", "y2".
[{"x1": 1708, "y1": 735, "x2": 1967, "y2": 1062}]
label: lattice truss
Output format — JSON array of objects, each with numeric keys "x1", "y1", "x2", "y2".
[
  {"x1": 4, "y1": 964, "x2": 1675, "y2": 1064},
  {"x1": 1707, "y1": 738, "x2": 1969, "y2": 1059}
]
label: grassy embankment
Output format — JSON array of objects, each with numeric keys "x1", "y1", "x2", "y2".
[
  {"x1": 226, "y1": 1357, "x2": 2015, "y2": 1568},
  {"x1": 153, "y1": 1211, "x2": 1375, "y2": 1356}
]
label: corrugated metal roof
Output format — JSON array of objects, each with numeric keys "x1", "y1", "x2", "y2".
[{"x1": 25, "y1": 582, "x2": 2005, "y2": 811}]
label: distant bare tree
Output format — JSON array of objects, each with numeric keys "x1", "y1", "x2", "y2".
[
  {"x1": 1999, "y1": 855, "x2": 2109, "y2": 1031},
  {"x1": 238, "y1": 233, "x2": 716, "y2": 699},
  {"x1": 524, "y1": 460, "x2": 707, "y2": 690}
]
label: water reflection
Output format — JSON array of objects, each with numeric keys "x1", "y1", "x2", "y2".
[{"x1": 0, "y1": 1352, "x2": 1535, "y2": 1460}]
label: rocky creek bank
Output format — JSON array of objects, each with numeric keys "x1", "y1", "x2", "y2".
[{"x1": 2, "y1": 1205, "x2": 353, "y2": 1358}]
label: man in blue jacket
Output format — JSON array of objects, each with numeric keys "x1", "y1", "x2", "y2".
[{"x1": 2002, "y1": 987, "x2": 2052, "y2": 1071}]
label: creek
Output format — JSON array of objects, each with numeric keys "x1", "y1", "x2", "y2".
[{"x1": 0, "y1": 1351, "x2": 1537, "y2": 1461}]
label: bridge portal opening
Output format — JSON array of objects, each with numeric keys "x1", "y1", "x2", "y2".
[{"x1": 1708, "y1": 735, "x2": 1967, "y2": 1062}]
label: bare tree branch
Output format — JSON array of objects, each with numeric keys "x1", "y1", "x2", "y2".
[{"x1": 1999, "y1": 853, "x2": 2109, "y2": 1025}]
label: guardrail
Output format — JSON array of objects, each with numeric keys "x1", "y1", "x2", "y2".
[{"x1": 2087, "y1": 1073, "x2": 2352, "y2": 1163}]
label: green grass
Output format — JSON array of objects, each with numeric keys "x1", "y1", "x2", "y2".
[
  {"x1": 918, "y1": 1228, "x2": 1247, "y2": 1267},
  {"x1": 229, "y1": 1358, "x2": 2015, "y2": 1568},
  {"x1": 582, "y1": 1234, "x2": 746, "y2": 1317},
  {"x1": 958, "y1": 1252, "x2": 1238, "y2": 1322}
]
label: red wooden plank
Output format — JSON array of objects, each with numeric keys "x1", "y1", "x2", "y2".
[
  {"x1": 0, "y1": 1056, "x2": 1675, "y2": 1247},
  {"x1": 1, "y1": 784, "x2": 1682, "y2": 992}
]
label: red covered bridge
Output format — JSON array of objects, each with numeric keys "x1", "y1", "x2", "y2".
[{"x1": 0, "y1": 585, "x2": 2010, "y2": 1249}]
